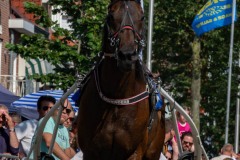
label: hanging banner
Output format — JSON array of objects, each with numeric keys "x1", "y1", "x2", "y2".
[{"x1": 192, "y1": 0, "x2": 237, "y2": 36}]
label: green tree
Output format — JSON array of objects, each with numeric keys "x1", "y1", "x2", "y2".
[
  {"x1": 7, "y1": 0, "x2": 240, "y2": 157},
  {"x1": 7, "y1": 0, "x2": 110, "y2": 90},
  {"x1": 150, "y1": 0, "x2": 240, "y2": 157}
]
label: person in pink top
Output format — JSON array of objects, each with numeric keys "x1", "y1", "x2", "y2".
[
  {"x1": 176, "y1": 106, "x2": 192, "y2": 137},
  {"x1": 176, "y1": 106, "x2": 194, "y2": 154}
]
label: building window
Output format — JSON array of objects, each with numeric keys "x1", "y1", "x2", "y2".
[{"x1": 62, "y1": 15, "x2": 71, "y2": 30}]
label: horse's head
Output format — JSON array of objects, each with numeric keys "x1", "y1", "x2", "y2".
[{"x1": 103, "y1": 0, "x2": 145, "y2": 71}]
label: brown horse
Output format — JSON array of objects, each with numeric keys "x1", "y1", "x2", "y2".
[{"x1": 77, "y1": 0, "x2": 165, "y2": 159}]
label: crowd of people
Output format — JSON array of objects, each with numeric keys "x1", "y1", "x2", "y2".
[
  {"x1": 161, "y1": 106, "x2": 240, "y2": 160},
  {"x1": 160, "y1": 106, "x2": 194, "y2": 160},
  {"x1": 0, "y1": 95, "x2": 81, "y2": 159},
  {"x1": 0, "y1": 99, "x2": 240, "y2": 160}
]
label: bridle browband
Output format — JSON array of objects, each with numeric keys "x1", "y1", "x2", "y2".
[{"x1": 105, "y1": 0, "x2": 145, "y2": 58}]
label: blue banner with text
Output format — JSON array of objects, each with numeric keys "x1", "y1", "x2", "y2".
[{"x1": 192, "y1": 0, "x2": 237, "y2": 37}]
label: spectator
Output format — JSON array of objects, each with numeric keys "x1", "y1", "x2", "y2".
[
  {"x1": 71, "y1": 150, "x2": 83, "y2": 160},
  {"x1": 0, "y1": 104, "x2": 19, "y2": 155},
  {"x1": 211, "y1": 143, "x2": 239, "y2": 160},
  {"x1": 232, "y1": 152, "x2": 240, "y2": 160},
  {"x1": 69, "y1": 117, "x2": 84, "y2": 160},
  {"x1": 181, "y1": 131, "x2": 194, "y2": 152},
  {"x1": 178, "y1": 131, "x2": 194, "y2": 160},
  {"x1": 161, "y1": 118, "x2": 178, "y2": 160},
  {"x1": 15, "y1": 95, "x2": 56, "y2": 158},
  {"x1": 36, "y1": 99, "x2": 75, "y2": 160},
  {"x1": 64, "y1": 110, "x2": 75, "y2": 130},
  {"x1": 9, "y1": 113, "x2": 22, "y2": 127},
  {"x1": 63, "y1": 110, "x2": 78, "y2": 154},
  {"x1": 176, "y1": 106, "x2": 192, "y2": 137},
  {"x1": 69, "y1": 119, "x2": 79, "y2": 153}
]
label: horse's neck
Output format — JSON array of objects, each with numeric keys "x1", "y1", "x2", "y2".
[{"x1": 99, "y1": 59, "x2": 146, "y2": 95}]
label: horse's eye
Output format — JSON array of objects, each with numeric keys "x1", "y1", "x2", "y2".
[{"x1": 141, "y1": 16, "x2": 145, "y2": 21}]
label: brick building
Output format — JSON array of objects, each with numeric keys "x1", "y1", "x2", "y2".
[
  {"x1": 0, "y1": 0, "x2": 10, "y2": 76},
  {"x1": 0, "y1": 0, "x2": 71, "y2": 96},
  {"x1": 0, "y1": 0, "x2": 50, "y2": 96}
]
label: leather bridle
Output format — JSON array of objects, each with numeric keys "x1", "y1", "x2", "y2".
[{"x1": 105, "y1": 0, "x2": 145, "y2": 58}]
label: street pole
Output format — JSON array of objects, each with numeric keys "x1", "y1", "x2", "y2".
[
  {"x1": 235, "y1": 84, "x2": 240, "y2": 153},
  {"x1": 225, "y1": 0, "x2": 236, "y2": 144},
  {"x1": 146, "y1": 0, "x2": 154, "y2": 71},
  {"x1": 234, "y1": 52, "x2": 240, "y2": 153}
]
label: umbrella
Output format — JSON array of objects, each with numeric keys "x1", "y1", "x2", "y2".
[
  {"x1": 10, "y1": 90, "x2": 78, "y2": 119},
  {"x1": 0, "y1": 84, "x2": 20, "y2": 108}
]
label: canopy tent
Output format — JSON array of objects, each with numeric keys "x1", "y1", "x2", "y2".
[
  {"x1": 25, "y1": 58, "x2": 55, "y2": 77},
  {"x1": 10, "y1": 90, "x2": 78, "y2": 119},
  {"x1": 0, "y1": 84, "x2": 20, "y2": 108}
]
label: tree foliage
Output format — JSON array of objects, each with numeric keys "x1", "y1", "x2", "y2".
[
  {"x1": 6, "y1": 0, "x2": 240, "y2": 157},
  {"x1": 7, "y1": 0, "x2": 110, "y2": 90},
  {"x1": 150, "y1": 0, "x2": 240, "y2": 157}
]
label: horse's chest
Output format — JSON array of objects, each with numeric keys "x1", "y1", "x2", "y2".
[{"x1": 94, "y1": 106, "x2": 147, "y2": 141}]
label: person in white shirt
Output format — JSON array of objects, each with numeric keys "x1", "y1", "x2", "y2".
[
  {"x1": 15, "y1": 95, "x2": 56, "y2": 158},
  {"x1": 211, "y1": 143, "x2": 237, "y2": 160}
]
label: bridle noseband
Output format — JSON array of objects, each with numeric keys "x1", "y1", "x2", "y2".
[
  {"x1": 110, "y1": 25, "x2": 143, "y2": 47},
  {"x1": 105, "y1": 1, "x2": 145, "y2": 58}
]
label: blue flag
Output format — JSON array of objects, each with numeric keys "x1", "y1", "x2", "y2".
[{"x1": 192, "y1": 0, "x2": 237, "y2": 36}]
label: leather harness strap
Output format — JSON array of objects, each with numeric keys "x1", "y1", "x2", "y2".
[{"x1": 94, "y1": 65, "x2": 149, "y2": 106}]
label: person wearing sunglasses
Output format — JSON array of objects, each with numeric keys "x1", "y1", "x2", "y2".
[
  {"x1": 37, "y1": 95, "x2": 57, "y2": 119},
  {"x1": 38, "y1": 99, "x2": 75, "y2": 160},
  {"x1": 64, "y1": 110, "x2": 75, "y2": 130},
  {"x1": 181, "y1": 131, "x2": 194, "y2": 152},
  {"x1": 15, "y1": 95, "x2": 56, "y2": 158},
  {"x1": 63, "y1": 110, "x2": 79, "y2": 154}
]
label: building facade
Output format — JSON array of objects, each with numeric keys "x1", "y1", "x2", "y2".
[
  {"x1": 0, "y1": 0, "x2": 70, "y2": 96},
  {"x1": 0, "y1": 0, "x2": 10, "y2": 76}
]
